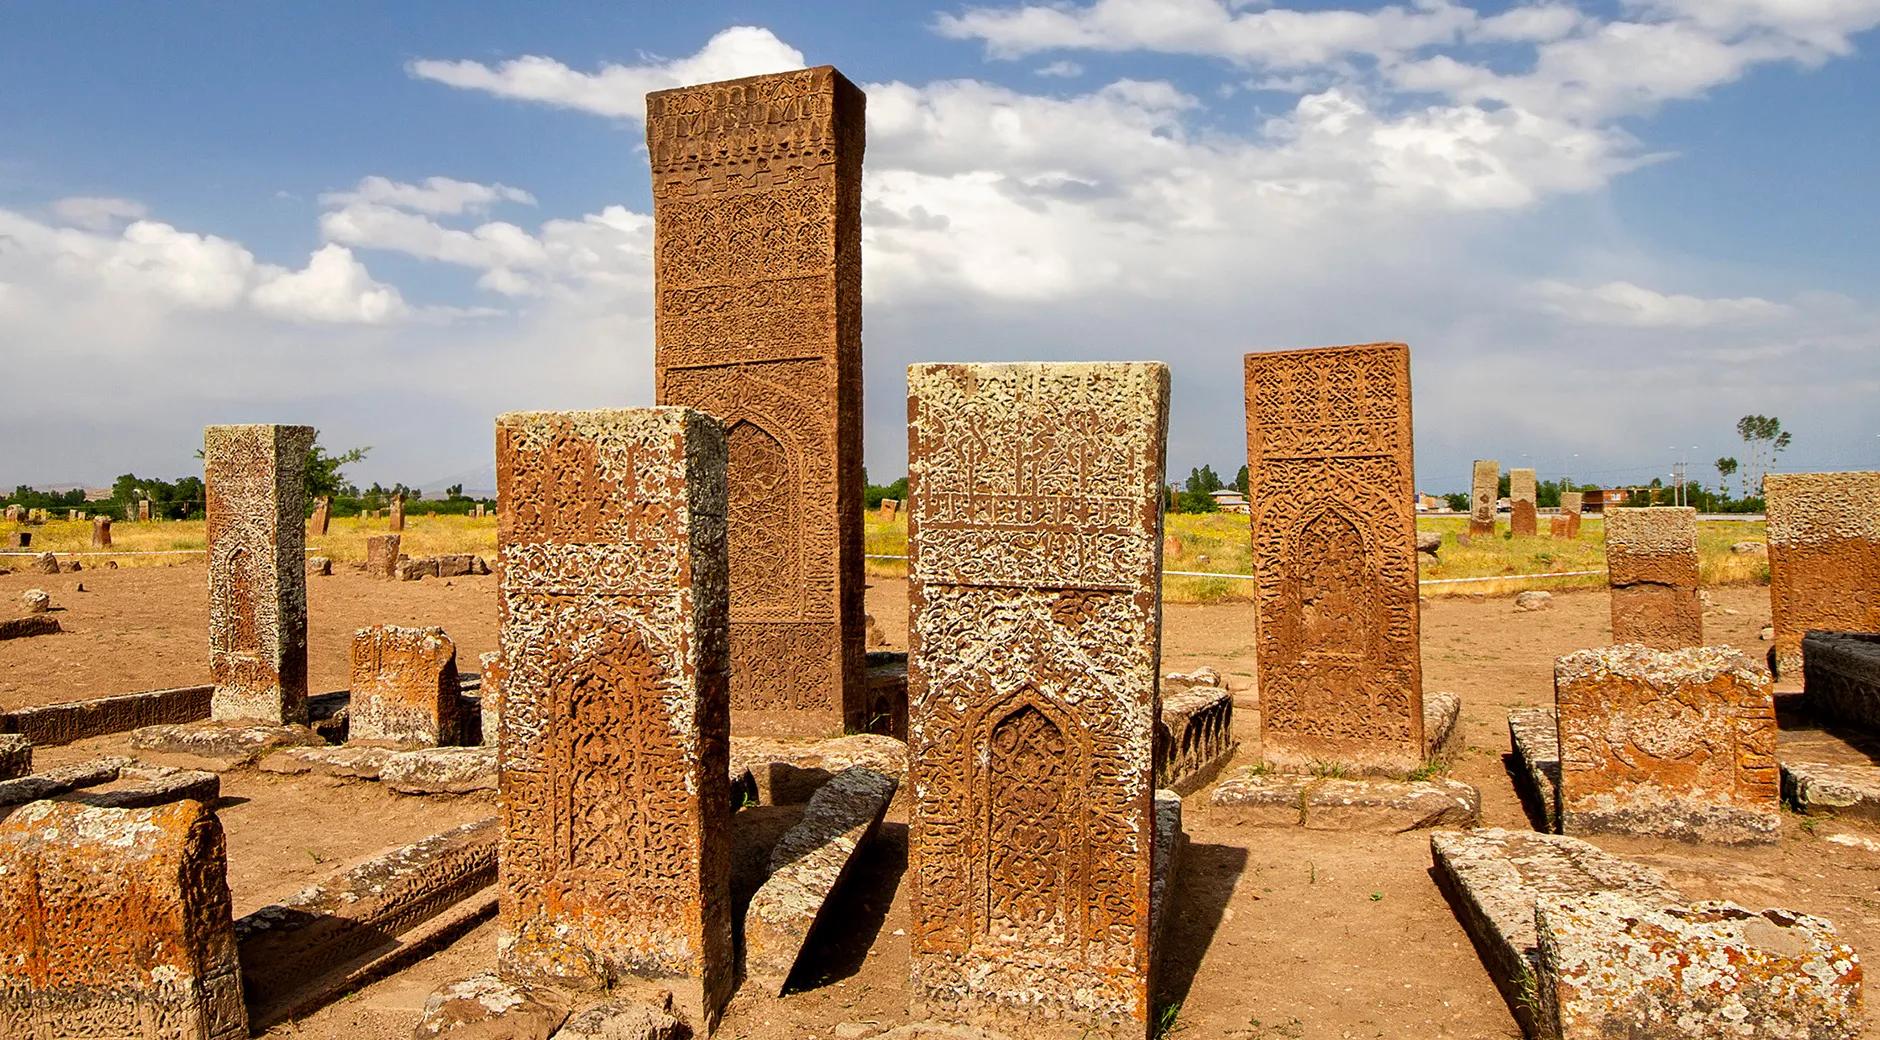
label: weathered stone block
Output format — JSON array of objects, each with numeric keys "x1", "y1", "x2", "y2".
[
  {"x1": 478, "y1": 650, "x2": 503, "y2": 747},
  {"x1": 350, "y1": 625, "x2": 467, "y2": 747},
  {"x1": 0, "y1": 734, "x2": 28, "y2": 780},
  {"x1": 0, "y1": 614, "x2": 59, "y2": 641},
  {"x1": 1802, "y1": 630, "x2": 1880, "y2": 734},
  {"x1": 91, "y1": 515, "x2": 112, "y2": 547},
  {"x1": 413, "y1": 972, "x2": 567, "y2": 1040},
  {"x1": 204, "y1": 423, "x2": 314, "y2": 724},
  {"x1": 907, "y1": 361, "x2": 1168, "y2": 1038},
  {"x1": 1508, "y1": 706, "x2": 1562, "y2": 831},
  {"x1": 1155, "y1": 679, "x2": 1236, "y2": 794},
  {"x1": 1765, "y1": 472, "x2": 1880, "y2": 678},
  {"x1": 649, "y1": 66, "x2": 867, "y2": 738},
  {"x1": 1510, "y1": 468, "x2": 1538, "y2": 537},
  {"x1": 1781, "y1": 759, "x2": 1880, "y2": 825},
  {"x1": 1536, "y1": 894, "x2": 1861, "y2": 1040},
  {"x1": 310, "y1": 495, "x2": 330, "y2": 536},
  {"x1": 129, "y1": 720, "x2": 322, "y2": 771},
  {"x1": 0, "y1": 683, "x2": 212, "y2": 746},
  {"x1": 1210, "y1": 768, "x2": 1479, "y2": 831},
  {"x1": 1245, "y1": 344, "x2": 1424, "y2": 772},
  {"x1": 0, "y1": 800, "x2": 246, "y2": 1040},
  {"x1": 383, "y1": 745, "x2": 496, "y2": 794},
  {"x1": 1471, "y1": 459, "x2": 1499, "y2": 536},
  {"x1": 1558, "y1": 491, "x2": 1583, "y2": 539},
  {"x1": 1605, "y1": 507, "x2": 1703, "y2": 649},
  {"x1": 495, "y1": 407, "x2": 732, "y2": 1030},
  {"x1": 366, "y1": 533, "x2": 400, "y2": 578},
  {"x1": 1555, "y1": 645, "x2": 1777, "y2": 844},
  {"x1": 260, "y1": 743, "x2": 397, "y2": 779}
]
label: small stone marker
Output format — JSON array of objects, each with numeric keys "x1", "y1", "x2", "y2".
[
  {"x1": 91, "y1": 514, "x2": 111, "y2": 547},
  {"x1": 1764, "y1": 472, "x2": 1880, "y2": 677},
  {"x1": 1244, "y1": 343, "x2": 1424, "y2": 772},
  {"x1": 1510, "y1": 467, "x2": 1538, "y2": 536},
  {"x1": 365, "y1": 533, "x2": 400, "y2": 578},
  {"x1": 389, "y1": 492, "x2": 406, "y2": 532},
  {"x1": 877, "y1": 498, "x2": 900, "y2": 520},
  {"x1": 0, "y1": 800, "x2": 247, "y2": 1039},
  {"x1": 349, "y1": 625, "x2": 467, "y2": 747},
  {"x1": 907, "y1": 362, "x2": 1169, "y2": 1037},
  {"x1": 1558, "y1": 491, "x2": 1583, "y2": 538},
  {"x1": 495, "y1": 408, "x2": 733, "y2": 1030},
  {"x1": 310, "y1": 494, "x2": 331, "y2": 536},
  {"x1": 7, "y1": 531, "x2": 29, "y2": 549},
  {"x1": 1471, "y1": 459, "x2": 1499, "y2": 537},
  {"x1": 1605, "y1": 506, "x2": 1702, "y2": 649},
  {"x1": 21, "y1": 588, "x2": 49, "y2": 613},
  {"x1": 205, "y1": 424, "x2": 314, "y2": 725},
  {"x1": 1555, "y1": 644, "x2": 1777, "y2": 844},
  {"x1": 139, "y1": 498, "x2": 152, "y2": 521}
]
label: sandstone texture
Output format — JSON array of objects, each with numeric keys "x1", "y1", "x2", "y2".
[
  {"x1": 1156, "y1": 678, "x2": 1237, "y2": 794},
  {"x1": 1471, "y1": 460, "x2": 1499, "y2": 536},
  {"x1": 1510, "y1": 468, "x2": 1538, "y2": 537},
  {"x1": 21, "y1": 588, "x2": 49, "y2": 613},
  {"x1": 0, "y1": 733, "x2": 29, "y2": 780},
  {"x1": 383, "y1": 745, "x2": 496, "y2": 794},
  {"x1": 1514, "y1": 591, "x2": 1553, "y2": 612},
  {"x1": 366, "y1": 534, "x2": 401, "y2": 578},
  {"x1": 350, "y1": 624, "x2": 468, "y2": 747},
  {"x1": 130, "y1": 720, "x2": 322, "y2": 771},
  {"x1": 260, "y1": 743, "x2": 398, "y2": 779},
  {"x1": 1508, "y1": 707, "x2": 1562, "y2": 831},
  {"x1": 1, "y1": 683, "x2": 213, "y2": 746},
  {"x1": 729, "y1": 733, "x2": 906, "y2": 806},
  {"x1": 557, "y1": 998, "x2": 688, "y2": 1040},
  {"x1": 1212, "y1": 768, "x2": 1479, "y2": 831},
  {"x1": 0, "y1": 613, "x2": 60, "y2": 640},
  {"x1": 1765, "y1": 472, "x2": 1880, "y2": 678},
  {"x1": 412, "y1": 972, "x2": 567, "y2": 1040},
  {"x1": 1781, "y1": 760, "x2": 1880, "y2": 825},
  {"x1": 1605, "y1": 507, "x2": 1703, "y2": 649}
]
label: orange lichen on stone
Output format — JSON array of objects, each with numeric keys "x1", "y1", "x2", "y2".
[
  {"x1": 349, "y1": 625, "x2": 467, "y2": 747},
  {"x1": 0, "y1": 799, "x2": 246, "y2": 1039},
  {"x1": 1764, "y1": 472, "x2": 1880, "y2": 678}
]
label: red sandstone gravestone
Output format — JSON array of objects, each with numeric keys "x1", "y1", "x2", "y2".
[
  {"x1": 1471, "y1": 459, "x2": 1499, "y2": 538},
  {"x1": 1510, "y1": 467, "x2": 1538, "y2": 537},
  {"x1": 1764, "y1": 472, "x2": 1880, "y2": 678},
  {"x1": 1605, "y1": 507, "x2": 1702, "y2": 650}
]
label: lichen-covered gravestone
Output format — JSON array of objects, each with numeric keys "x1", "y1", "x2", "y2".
[
  {"x1": 1510, "y1": 467, "x2": 1538, "y2": 537},
  {"x1": 365, "y1": 533, "x2": 400, "y2": 579},
  {"x1": 906, "y1": 362, "x2": 1169, "y2": 1038},
  {"x1": 1471, "y1": 459, "x2": 1499, "y2": 537},
  {"x1": 310, "y1": 495, "x2": 331, "y2": 536},
  {"x1": 1558, "y1": 490, "x2": 1583, "y2": 539},
  {"x1": 493, "y1": 408, "x2": 733, "y2": 1032},
  {"x1": 349, "y1": 625, "x2": 467, "y2": 747},
  {"x1": 91, "y1": 514, "x2": 111, "y2": 548},
  {"x1": 1764, "y1": 472, "x2": 1880, "y2": 678},
  {"x1": 0, "y1": 800, "x2": 246, "y2": 1039},
  {"x1": 1605, "y1": 507, "x2": 1702, "y2": 650},
  {"x1": 204, "y1": 423, "x2": 314, "y2": 725},
  {"x1": 1243, "y1": 343, "x2": 1425, "y2": 773},
  {"x1": 1555, "y1": 644, "x2": 1777, "y2": 844},
  {"x1": 647, "y1": 66, "x2": 868, "y2": 737}
]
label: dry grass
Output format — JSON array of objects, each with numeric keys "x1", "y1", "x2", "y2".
[{"x1": 0, "y1": 515, "x2": 500, "y2": 570}]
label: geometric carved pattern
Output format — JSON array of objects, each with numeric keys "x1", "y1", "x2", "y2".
[
  {"x1": 204, "y1": 424, "x2": 313, "y2": 725},
  {"x1": 1764, "y1": 472, "x2": 1880, "y2": 677},
  {"x1": 1470, "y1": 459, "x2": 1499, "y2": 537},
  {"x1": 907, "y1": 362, "x2": 1169, "y2": 1036},
  {"x1": 648, "y1": 67, "x2": 866, "y2": 735},
  {"x1": 493, "y1": 408, "x2": 732, "y2": 1031},
  {"x1": 1244, "y1": 344, "x2": 1424, "y2": 772}
]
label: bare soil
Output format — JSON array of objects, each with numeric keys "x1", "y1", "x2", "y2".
[{"x1": 7, "y1": 565, "x2": 1877, "y2": 1039}]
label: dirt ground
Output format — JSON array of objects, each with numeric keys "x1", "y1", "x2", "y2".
[{"x1": 6, "y1": 564, "x2": 1877, "y2": 1039}]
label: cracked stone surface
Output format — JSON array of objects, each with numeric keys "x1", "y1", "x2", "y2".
[
  {"x1": 129, "y1": 721, "x2": 322, "y2": 771},
  {"x1": 259, "y1": 744, "x2": 398, "y2": 780},
  {"x1": 1782, "y1": 760, "x2": 1880, "y2": 825},
  {"x1": 1508, "y1": 707, "x2": 1562, "y2": 832}
]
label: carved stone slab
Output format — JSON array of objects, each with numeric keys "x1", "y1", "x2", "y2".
[
  {"x1": 1764, "y1": 472, "x2": 1880, "y2": 678},
  {"x1": 1801, "y1": 630, "x2": 1880, "y2": 732},
  {"x1": 907, "y1": 361, "x2": 1169, "y2": 1038},
  {"x1": 1558, "y1": 491, "x2": 1583, "y2": 539},
  {"x1": 204, "y1": 423, "x2": 314, "y2": 724},
  {"x1": 350, "y1": 625, "x2": 467, "y2": 747},
  {"x1": 0, "y1": 800, "x2": 246, "y2": 1039},
  {"x1": 494, "y1": 408, "x2": 733, "y2": 1031},
  {"x1": 1244, "y1": 343, "x2": 1424, "y2": 772},
  {"x1": 1471, "y1": 459, "x2": 1499, "y2": 537},
  {"x1": 648, "y1": 66, "x2": 867, "y2": 737},
  {"x1": 1510, "y1": 467, "x2": 1538, "y2": 537},
  {"x1": 1605, "y1": 507, "x2": 1702, "y2": 649}
]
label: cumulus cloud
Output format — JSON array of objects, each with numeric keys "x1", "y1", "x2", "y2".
[
  {"x1": 1530, "y1": 280, "x2": 1793, "y2": 328},
  {"x1": 251, "y1": 244, "x2": 409, "y2": 324},
  {"x1": 319, "y1": 175, "x2": 536, "y2": 215},
  {"x1": 50, "y1": 196, "x2": 149, "y2": 230},
  {"x1": 1035, "y1": 59, "x2": 1085, "y2": 77}
]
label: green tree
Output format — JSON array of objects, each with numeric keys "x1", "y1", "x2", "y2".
[
  {"x1": 1444, "y1": 492, "x2": 1470, "y2": 512},
  {"x1": 1234, "y1": 465, "x2": 1249, "y2": 496},
  {"x1": 1714, "y1": 457, "x2": 1738, "y2": 500},
  {"x1": 1734, "y1": 415, "x2": 1792, "y2": 497}
]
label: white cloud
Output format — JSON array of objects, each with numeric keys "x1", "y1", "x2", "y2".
[
  {"x1": 319, "y1": 175, "x2": 535, "y2": 215},
  {"x1": 50, "y1": 196, "x2": 148, "y2": 230},
  {"x1": 251, "y1": 244, "x2": 408, "y2": 324},
  {"x1": 1035, "y1": 59, "x2": 1085, "y2": 76},
  {"x1": 406, "y1": 26, "x2": 806, "y2": 121},
  {"x1": 1530, "y1": 280, "x2": 1794, "y2": 327}
]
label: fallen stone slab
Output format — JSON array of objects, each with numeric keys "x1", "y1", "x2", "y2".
[
  {"x1": 129, "y1": 721, "x2": 322, "y2": 770},
  {"x1": 413, "y1": 972, "x2": 567, "y2": 1040},
  {"x1": 0, "y1": 734, "x2": 28, "y2": 781},
  {"x1": 237, "y1": 818, "x2": 498, "y2": 1027},
  {"x1": 1, "y1": 683, "x2": 213, "y2": 746},
  {"x1": 1156, "y1": 679, "x2": 1237, "y2": 794},
  {"x1": 260, "y1": 743, "x2": 397, "y2": 780},
  {"x1": 1431, "y1": 827, "x2": 1683, "y2": 1040},
  {"x1": 1782, "y1": 760, "x2": 1880, "y2": 826},
  {"x1": 746, "y1": 765, "x2": 899, "y2": 995},
  {"x1": 1802, "y1": 631, "x2": 1880, "y2": 732},
  {"x1": 1211, "y1": 769, "x2": 1479, "y2": 831},
  {"x1": 557, "y1": 997, "x2": 687, "y2": 1040},
  {"x1": 0, "y1": 756, "x2": 129, "y2": 807},
  {"x1": 729, "y1": 733, "x2": 906, "y2": 805},
  {"x1": 67, "y1": 764, "x2": 220, "y2": 809},
  {"x1": 1514, "y1": 590, "x2": 1553, "y2": 612},
  {"x1": 1425, "y1": 690, "x2": 1464, "y2": 763},
  {"x1": 1508, "y1": 707, "x2": 1562, "y2": 831},
  {"x1": 381, "y1": 745, "x2": 496, "y2": 794},
  {"x1": 0, "y1": 614, "x2": 60, "y2": 641},
  {"x1": 1536, "y1": 894, "x2": 1861, "y2": 1040}
]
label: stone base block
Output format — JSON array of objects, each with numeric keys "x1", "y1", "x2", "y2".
[
  {"x1": 381, "y1": 745, "x2": 496, "y2": 794},
  {"x1": 0, "y1": 757, "x2": 130, "y2": 806},
  {"x1": 1431, "y1": 828, "x2": 1683, "y2": 1040},
  {"x1": 729, "y1": 734, "x2": 906, "y2": 806},
  {"x1": 745, "y1": 766, "x2": 899, "y2": 995},
  {"x1": 1211, "y1": 768, "x2": 1480, "y2": 832},
  {"x1": 1508, "y1": 707, "x2": 1562, "y2": 832},
  {"x1": 0, "y1": 734, "x2": 28, "y2": 781},
  {"x1": 129, "y1": 721, "x2": 322, "y2": 770},
  {"x1": 1157, "y1": 677, "x2": 1238, "y2": 794},
  {"x1": 1783, "y1": 760, "x2": 1880, "y2": 825},
  {"x1": 1, "y1": 684, "x2": 213, "y2": 747},
  {"x1": 260, "y1": 744, "x2": 398, "y2": 779},
  {"x1": 1537, "y1": 895, "x2": 1861, "y2": 1040}
]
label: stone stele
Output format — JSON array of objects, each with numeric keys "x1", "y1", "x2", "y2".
[
  {"x1": 647, "y1": 66, "x2": 867, "y2": 737},
  {"x1": 1605, "y1": 506, "x2": 1703, "y2": 650},
  {"x1": 204, "y1": 423, "x2": 314, "y2": 725},
  {"x1": 1510, "y1": 467, "x2": 1538, "y2": 537},
  {"x1": 365, "y1": 533, "x2": 400, "y2": 579},
  {"x1": 1763, "y1": 472, "x2": 1880, "y2": 678},
  {"x1": 1558, "y1": 491, "x2": 1583, "y2": 539},
  {"x1": 493, "y1": 407, "x2": 733, "y2": 1033},
  {"x1": 0, "y1": 799, "x2": 246, "y2": 1039},
  {"x1": 1470, "y1": 459, "x2": 1499, "y2": 537},
  {"x1": 1244, "y1": 343, "x2": 1424, "y2": 773},
  {"x1": 1555, "y1": 644, "x2": 1778, "y2": 844},
  {"x1": 906, "y1": 362, "x2": 1170, "y2": 1039},
  {"x1": 349, "y1": 625, "x2": 467, "y2": 747}
]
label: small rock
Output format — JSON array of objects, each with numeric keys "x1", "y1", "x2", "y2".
[
  {"x1": 21, "y1": 589, "x2": 49, "y2": 614},
  {"x1": 61, "y1": 560, "x2": 81, "y2": 572},
  {"x1": 308, "y1": 556, "x2": 333, "y2": 576},
  {"x1": 73, "y1": 582, "x2": 84, "y2": 592},
  {"x1": 1730, "y1": 541, "x2": 1768, "y2": 555},
  {"x1": 30, "y1": 552, "x2": 58, "y2": 575},
  {"x1": 556, "y1": 998, "x2": 686, "y2": 1040},
  {"x1": 105, "y1": 560, "x2": 118, "y2": 569},
  {"x1": 1196, "y1": 553, "x2": 1211, "y2": 564},
  {"x1": 412, "y1": 972, "x2": 566, "y2": 1040},
  {"x1": 1513, "y1": 590, "x2": 1553, "y2": 612},
  {"x1": 1760, "y1": 626, "x2": 1775, "y2": 642},
  {"x1": 1416, "y1": 530, "x2": 1442, "y2": 556}
]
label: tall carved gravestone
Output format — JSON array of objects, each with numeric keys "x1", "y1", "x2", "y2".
[
  {"x1": 91, "y1": 515, "x2": 112, "y2": 548},
  {"x1": 494, "y1": 408, "x2": 733, "y2": 1031},
  {"x1": 646, "y1": 66, "x2": 866, "y2": 737},
  {"x1": 906, "y1": 362, "x2": 1169, "y2": 1038},
  {"x1": 311, "y1": 495, "x2": 331, "y2": 536},
  {"x1": 204, "y1": 424, "x2": 313, "y2": 725},
  {"x1": 1764, "y1": 472, "x2": 1880, "y2": 678},
  {"x1": 1606, "y1": 507, "x2": 1702, "y2": 650},
  {"x1": 1244, "y1": 344, "x2": 1424, "y2": 773},
  {"x1": 1510, "y1": 467, "x2": 1538, "y2": 537},
  {"x1": 1558, "y1": 490, "x2": 1584, "y2": 539},
  {"x1": 389, "y1": 492, "x2": 406, "y2": 532},
  {"x1": 1471, "y1": 459, "x2": 1499, "y2": 537},
  {"x1": 139, "y1": 498, "x2": 153, "y2": 522}
]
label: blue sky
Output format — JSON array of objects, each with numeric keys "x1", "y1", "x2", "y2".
[{"x1": 3, "y1": 1, "x2": 1877, "y2": 495}]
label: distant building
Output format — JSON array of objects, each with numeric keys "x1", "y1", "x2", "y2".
[
  {"x1": 1210, "y1": 490, "x2": 1250, "y2": 514},
  {"x1": 1580, "y1": 488, "x2": 1632, "y2": 514}
]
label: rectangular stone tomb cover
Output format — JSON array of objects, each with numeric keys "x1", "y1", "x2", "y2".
[
  {"x1": 906, "y1": 361, "x2": 1169, "y2": 1038},
  {"x1": 493, "y1": 408, "x2": 733, "y2": 1031}
]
